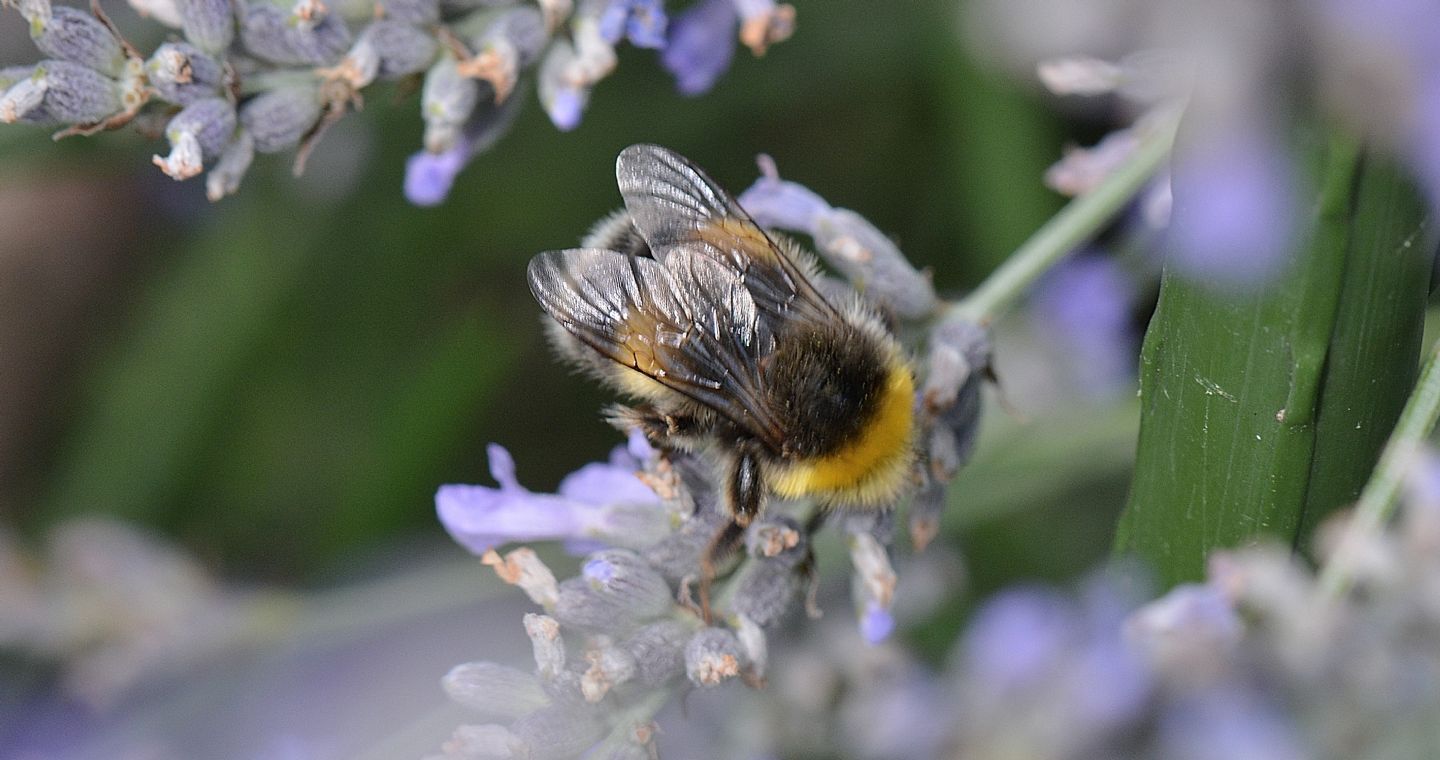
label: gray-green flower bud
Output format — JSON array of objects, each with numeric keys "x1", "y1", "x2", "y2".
[
  {"x1": 0, "y1": 60, "x2": 121, "y2": 126},
  {"x1": 421, "y1": 56, "x2": 480, "y2": 153},
  {"x1": 146, "y1": 43, "x2": 226, "y2": 105},
  {"x1": 206, "y1": 130, "x2": 254, "y2": 201},
  {"x1": 29, "y1": 5, "x2": 127, "y2": 78},
  {"x1": 239, "y1": 3, "x2": 351, "y2": 66},
  {"x1": 178, "y1": 0, "x2": 235, "y2": 54},
  {"x1": 442, "y1": 662, "x2": 551, "y2": 720},
  {"x1": 684, "y1": 627, "x2": 744, "y2": 686},
  {"x1": 239, "y1": 84, "x2": 322, "y2": 153},
  {"x1": 351, "y1": 20, "x2": 439, "y2": 85},
  {"x1": 153, "y1": 97, "x2": 237, "y2": 179}
]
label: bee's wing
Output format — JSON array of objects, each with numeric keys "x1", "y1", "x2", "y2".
[
  {"x1": 528, "y1": 247, "x2": 786, "y2": 448},
  {"x1": 615, "y1": 143, "x2": 836, "y2": 324}
]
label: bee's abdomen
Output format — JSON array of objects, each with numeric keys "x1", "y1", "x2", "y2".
[
  {"x1": 764, "y1": 321, "x2": 916, "y2": 506},
  {"x1": 765, "y1": 323, "x2": 890, "y2": 457}
]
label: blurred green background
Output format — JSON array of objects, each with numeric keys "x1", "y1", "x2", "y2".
[{"x1": 0, "y1": 0, "x2": 1134, "y2": 592}]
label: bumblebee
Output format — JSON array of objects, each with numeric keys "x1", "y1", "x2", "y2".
[{"x1": 527, "y1": 144, "x2": 916, "y2": 530}]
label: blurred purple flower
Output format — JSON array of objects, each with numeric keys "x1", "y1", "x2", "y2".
[
  {"x1": 1030, "y1": 252, "x2": 1138, "y2": 399},
  {"x1": 962, "y1": 587, "x2": 1078, "y2": 690},
  {"x1": 1165, "y1": 123, "x2": 1299, "y2": 288},
  {"x1": 859, "y1": 600, "x2": 895, "y2": 644},
  {"x1": 436, "y1": 442, "x2": 665, "y2": 557},
  {"x1": 1319, "y1": 0, "x2": 1440, "y2": 210},
  {"x1": 662, "y1": 0, "x2": 738, "y2": 96},
  {"x1": 1159, "y1": 688, "x2": 1311, "y2": 760},
  {"x1": 545, "y1": 87, "x2": 586, "y2": 132},
  {"x1": 404, "y1": 141, "x2": 468, "y2": 207},
  {"x1": 599, "y1": 0, "x2": 669, "y2": 49}
]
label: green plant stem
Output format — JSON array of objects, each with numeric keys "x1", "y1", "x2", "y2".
[
  {"x1": 1318, "y1": 340, "x2": 1440, "y2": 599},
  {"x1": 948, "y1": 105, "x2": 1181, "y2": 326}
]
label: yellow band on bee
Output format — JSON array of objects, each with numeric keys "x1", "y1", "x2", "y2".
[{"x1": 770, "y1": 362, "x2": 914, "y2": 504}]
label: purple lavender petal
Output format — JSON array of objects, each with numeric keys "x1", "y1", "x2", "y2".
[
  {"x1": 403, "y1": 144, "x2": 468, "y2": 207},
  {"x1": 737, "y1": 175, "x2": 832, "y2": 233},
  {"x1": 859, "y1": 601, "x2": 896, "y2": 644},
  {"x1": 436, "y1": 486, "x2": 584, "y2": 555},
  {"x1": 661, "y1": 0, "x2": 738, "y2": 96},
  {"x1": 436, "y1": 444, "x2": 584, "y2": 555},
  {"x1": 557, "y1": 459, "x2": 659, "y2": 507},
  {"x1": 1165, "y1": 123, "x2": 1298, "y2": 288},
  {"x1": 1029, "y1": 253, "x2": 1138, "y2": 398},
  {"x1": 582, "y1": 555, "x2": 618, "y2": 583},
  {"x1": 545, "y1": 86, "x2": 585, "y2": 131}
]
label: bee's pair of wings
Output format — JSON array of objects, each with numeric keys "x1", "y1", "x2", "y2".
[{"x1": 528, "y1": 144, "x2": 836, "y2": 449}]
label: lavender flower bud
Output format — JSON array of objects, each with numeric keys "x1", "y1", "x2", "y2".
[
  {"x1": 442, "y1": 724, "x2": 519, "y2": 759},
  {"x1": 640, "y1": 509, "x2": 730, "y2": 582},
  {"x1": 554, "y1": 576, "x2": 659, "y2": 635},
  {"x1": 239, "y1": 84, "x2": 322, "y2": 153},
  {"x1": 622, "y1": 620, "x2": 689, "y2": 686},
  {"x1": 733, "y1": 613, "x2": 768, "y2": 677},
  {"x1": 146, "y1": 43, "x2": 226, "y2": 105},
  {"x1": 581, "y1": 550, "x2": 673, "y2": 617},
  {"x1": 28, "y1": 3, "x2": 127, "y2": 78},
  {"x1": 685, "y1": 627, "x2": 743, "y2": 686},
  {"x1": 357, "y1": 20, "x2": 438, "y2": 83},
  {"x1": 206, "y1": 130, "x2": 254, "y2": 201},
  {"x1": 523, "y1": 613, "x2": 566, "y2": 679},
  {"x1": 538, "y1": 39, "x2": 590, "y2": 132},
  {"x1": 379, "y1": 0, "x2": 438, "y2": 25},
  {"x1": 459, "y1": 6, "x2": 547, "y2": 102},
  {"x1": 153, "y1": 97, "x2": 237, "y2": 180},
  {"x1": 510, "y1": 705, "x2": 607, "y2": 760},
  {"x1": 442, "y1": 662, "x2": 550, "y2": 719},
  {"x1": 580, "y1": 639, "x2": 636, "y2": 702},
  {"x1": 848, "y1": 515, "x2": 898, "y2": 643},
  {"x1": 921, "y1": 316, "x2": 990, "y2": 486},
  {"x1": 730, "y1": 517, "x2": 807, "y2": 627},
  {"x1": 0, "y1": 61, "x2": 121, "y2": 126},
  {"x1": 239, "y1": 3, "x2": 351, "y2": 66},
  {"x1": 177, "y1": 0, "x2": 235, "y2": 55},
  {"x1": 422, "y1": 56, "x2": 481, "y2": 152}
]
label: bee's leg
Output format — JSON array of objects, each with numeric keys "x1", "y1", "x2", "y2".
[
  {"x1": 606, "y1": 403, "x2": 701, "y2": 449},
  {"x1": 726, "y1": 447, "x2": 764, "y2": 528},
  {"x1": 698, "y1": 518, "x2": 746, "y2": 624}
]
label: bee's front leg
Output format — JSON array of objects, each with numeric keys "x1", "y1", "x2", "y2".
[{"x1": 606, "y1": 403, "x2": 702, "y2": 448}]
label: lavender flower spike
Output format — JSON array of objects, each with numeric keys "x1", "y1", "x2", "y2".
[{"x1": 436, "y1": 442, "x2": 668, "y2": 557}]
